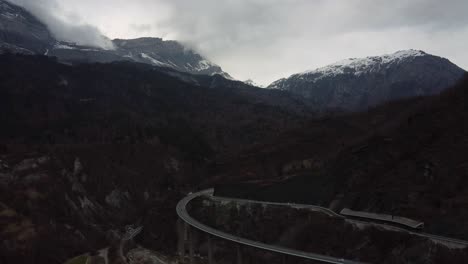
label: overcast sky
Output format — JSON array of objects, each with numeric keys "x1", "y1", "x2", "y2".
[{"x1": 9, "y1": 0, "x2": 468, "y2": 85}]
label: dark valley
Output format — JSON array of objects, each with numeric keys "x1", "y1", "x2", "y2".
[{"x1": 1, "y1": 1, "x2": 468, "y2": 264}]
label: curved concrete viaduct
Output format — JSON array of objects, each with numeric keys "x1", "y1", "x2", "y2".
[{"x1": 176, "y1": 189, "x2": 364, "y2": 264}]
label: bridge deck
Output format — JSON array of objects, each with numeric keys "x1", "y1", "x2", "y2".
[{"x1": 340, "y1": 208, "x2": 424, "y2": 229}]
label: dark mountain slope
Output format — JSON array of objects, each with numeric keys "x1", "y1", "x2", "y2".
[
  {"x1": 0, "y1": 53, "x2": 310, "y2": 263},
  {"x1": 0, "y1": 54, "x2": 309, "y2": 155},
  {"x1": 209, "y1": 96, "x2": 427, "y2": 186},
  {"x1": 330, "y1": 74, "x2": 468, "y2": 237},
  {"x1": 215, "y1": 74, "x2": 468, "y2": 239}
]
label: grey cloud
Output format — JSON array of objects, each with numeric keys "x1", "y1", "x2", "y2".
[
  {"x1": 5, "y1": 0, "x2": 468, "y2": 85},
  {"x1": 130, "y1": 24, "x2": 153, "y2": 33},
  {"x1": 155, "y1": 0, "x2": 468, "y2": 84},
  {"x1": 158, "y1": 0, "x2": 468, "y2": 46},
  {"x1": 7, "y1": 0, "x2": 114, "y2": 49},
  {"x1": 335, "y1": 0, "x2": 468, "y2": 32}
]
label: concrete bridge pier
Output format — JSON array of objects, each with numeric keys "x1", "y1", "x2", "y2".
[
  {"x1": 236, "y1": 244, "x2": 242, "y2": 264},
  {"x1": 177, "y1": 220, "x2": 188, "y2": 256},
  {"x1": 189, "y1": 227, "x2": 194, "y2": 264},
  {"x1": 184, "y1": 222, "x2": 189, "y2": 241},
  {"x1": 207, "y1": 235, "x2": 213, "y2": 264}
]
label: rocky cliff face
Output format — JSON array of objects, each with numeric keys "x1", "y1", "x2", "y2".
[
  {"x1": 0, "y1": 0, "x2": 54, "y2": 54},
  {"x1": 269, "y1": 50, "x2": 465, "y2": 111},
  {"x1": 112, "y1": 38, "x2": 230, "y2": 78}
]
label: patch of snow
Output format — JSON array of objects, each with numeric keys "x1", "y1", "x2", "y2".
[
  {"x1": 0, "y1": 12, "x2": 19, "y2": 20},
  {"x1": 244, "y1": 79, "x2": 265, "y2": 88},
  {"x1": 212, "y1": 71, "x2": 235, "y2": 80},
  {"x1": 167, "y1": 60, "x2": 178, "y2": 67},
  {"x1": 268, "y1": 78, "x2": 287, "y2": 89},
  {"x1": 140, "y1": 53, "x2": 171, "y2": 67},
  {"x1": 54, "y1": 43, "x2": 101, "y2": 52},
  {"x1": 0, "y1": 42, "x2": 33, "y2": 54},
  {"x1": 197, "y1": 59, "x2": 214, "y2": 70},
  {"x1": 54, "y1": 43, "x2": 77, "y2": 50},
  {"x1": 31, "y1": 33, "x2": 41, "y2": 40}
]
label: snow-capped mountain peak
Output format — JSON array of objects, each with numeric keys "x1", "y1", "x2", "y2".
[
  {"x1": 244, "y1": 79, "x2": 265, "y2": 88},
  {"x1": 268, "y1": 50, "x2": 465, "y2": 111},
  {"x1": 299, "y1": 50, "x2": 427, "y2": 79}
]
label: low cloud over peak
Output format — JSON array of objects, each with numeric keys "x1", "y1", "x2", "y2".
[{"x1": 7, "y1": 0, "x2": 114, "y2": 49}]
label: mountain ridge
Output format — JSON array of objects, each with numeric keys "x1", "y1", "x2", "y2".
[
  {"x1": 268, "y1": 49, "x2": 466, "y2": 111},
  {"x1": 0, "y1": 0, "x2": 231, "y2": 77},
  {"x1": 0, "y1": 0, "x2": 54, "y2": 54}
]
